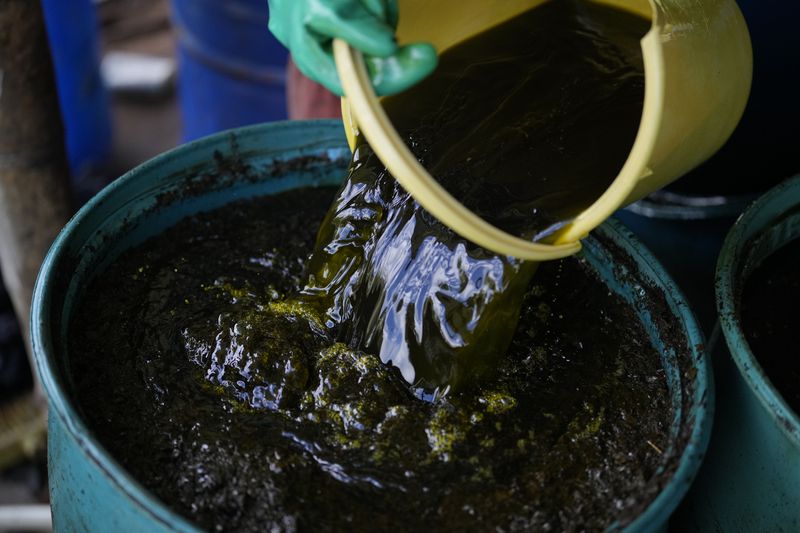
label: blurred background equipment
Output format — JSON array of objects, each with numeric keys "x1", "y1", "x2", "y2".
[
  {"x1": 0, "y1": 504, "x2": 52, "y2": 531},
  {"x1": 40, "y1": 0, "x2": 113, "y2": 183},
  {"x1": 0, "y1": 0, "x2": 72, "y2": 504},
  {"x1": 0, "y1": 286, "x2": 44, "y2": 475},
  {"x1": 171, "y1": 0, "x2": 289, "y2": 140},
  {"x1": 101, "y1": 51, "x2": 176, "y2": 98},
  {"x1": 98, "y1": 0, "x2": 181, "y2": 181}
]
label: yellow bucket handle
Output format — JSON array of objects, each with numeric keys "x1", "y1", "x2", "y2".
[
  {"x1": 332, "y1": 0, "x2": 751, "y2": 261},
  {"x1": 332, "y1": 39, "x2": 582, "y2": 261}
]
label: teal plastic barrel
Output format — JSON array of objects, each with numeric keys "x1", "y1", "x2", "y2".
[
  {"x1": 674, "y1": 175, "x2": 800, "y2": 531},
  {"x1": 32, "y1": 120, "x2": 711, "y2": 531}
]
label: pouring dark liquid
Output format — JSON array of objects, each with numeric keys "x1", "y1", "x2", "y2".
[{"x1": 302, "y1": 0, "x2": 648, "y2": 393}]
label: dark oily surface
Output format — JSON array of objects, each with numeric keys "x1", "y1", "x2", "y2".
[
  {"x1": 302, "y1": 0, "x2": 648, "y2": 392},
  {"x1": 69, "y1": 187, "x2": 677, "y2": 532},
  {"x1": 741, "y1": 237, "x2": 800, "y2": 415}
]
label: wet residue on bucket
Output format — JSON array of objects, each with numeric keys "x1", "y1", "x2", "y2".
[{"x1": 65, "y1": 186, "x2": 692, "y2": 532}]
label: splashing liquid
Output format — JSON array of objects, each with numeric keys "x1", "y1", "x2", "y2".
[{"x1": 300, "y1": 0, "x2": 648, "y2": 393}]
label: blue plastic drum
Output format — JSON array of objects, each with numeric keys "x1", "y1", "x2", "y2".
[
  {"x1": 40, "y1": 0, "x2": 112, "y2": 177},
  {"x1": 172, "y1": 0, "x2": 289, "y2": 140}
]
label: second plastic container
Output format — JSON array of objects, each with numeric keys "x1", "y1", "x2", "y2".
[{"x1": 673, "y1": 175, "x2": 800, "y2": 530}]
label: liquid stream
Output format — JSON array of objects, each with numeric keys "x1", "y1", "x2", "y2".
[{"x1": 298, "y1": 0, "x2": 648, "y2": 392}]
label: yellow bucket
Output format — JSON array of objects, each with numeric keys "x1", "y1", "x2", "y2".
[{"x1": 334, "y1": 0, "x2": 753, "y2": 261}]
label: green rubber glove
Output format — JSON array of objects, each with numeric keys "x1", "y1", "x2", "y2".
[{"x1": 268, "y1": 0, "x2": 438, "y2": 96}]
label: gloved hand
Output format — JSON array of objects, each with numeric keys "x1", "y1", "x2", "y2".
[{"x1": 268, "y1": 0, "x2": 437, "y2": 96}]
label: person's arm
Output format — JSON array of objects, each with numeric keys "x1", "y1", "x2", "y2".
[{"x1": 268, "y1": 0, "x2": 437, "y2": 96}]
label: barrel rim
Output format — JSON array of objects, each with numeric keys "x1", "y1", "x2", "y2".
[
  {"x1": 31, "y1": 119, "x2": 711, "y2": 531},
  {"x1": 597, "y1": 218, "x2": 711, "y2": 532},
  {"x1": 716, "y1": 174, "x2": 800, "y2": 448}
]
